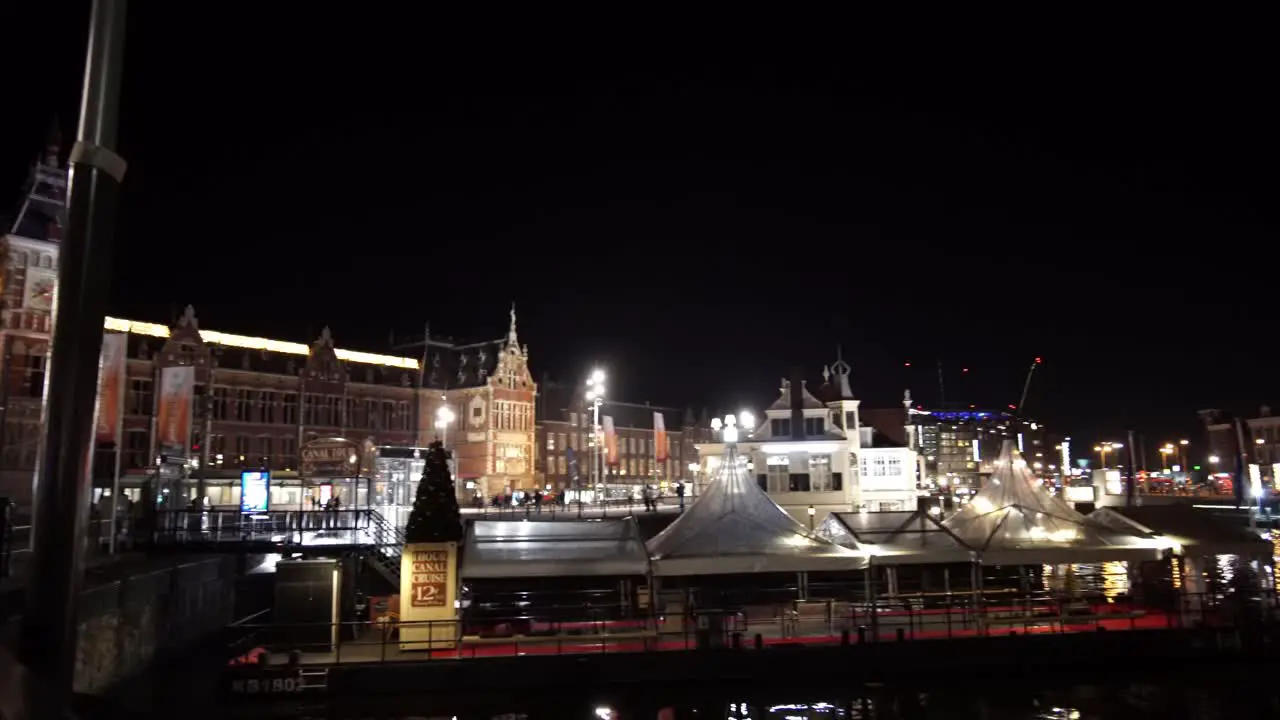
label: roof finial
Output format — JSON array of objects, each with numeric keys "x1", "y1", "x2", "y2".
[
  {"x1": 831, "y1": 346, "x2": 854, "y2": 399},
  {"x1": 903, "y1": 388, "x2": 913, "y2": 409},
  {"x1": 179, "y1": 305, "x2": 198, "y2": 329},
  {"x1": 507, "y1": 302, "x2": 519, "y2": 346}
]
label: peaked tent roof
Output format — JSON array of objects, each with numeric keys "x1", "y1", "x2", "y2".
[
  {"x1": 646, "y1": 447, "x2": 866, "y2": 575},
  {"x1": 942, "y1": 440, "x2": 1157, "y2": 564},
  {"x1": 1089, "y1": 506, "x2": 1273, "y2": 560},
  {"x1": 818, "y1": 511, "x2": 975, "y2": 565}
]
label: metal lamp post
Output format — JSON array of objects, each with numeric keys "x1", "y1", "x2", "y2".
[
  {"x1": 22, "y1": 0, "x2": 129, "y2": 699},
  {"x1": 586, "y1": 369, "x2": 605, "y2": 507}
]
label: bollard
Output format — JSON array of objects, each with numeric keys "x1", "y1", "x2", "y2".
[
  {"x1": 841, "y1": 629, "x2": 850, "y2": 646},
  {"x1": 895, "y1": 627, "x2": 905, "y2": 642},
  {"x1": 258, "y1": 650, "x2": 272, "y2": 666},
  {"x1": 732, "y1": 632, "x2": 743, "y2": 650},
  {"x1": 857, "y1": 626, "x2": 867, "y2": 644},
  {"x1": 288, "y1": 649, "x2": 301, "y2": 666},
  {"x1": 754, "y1": 633, "x2": 764, "y2": 650}
]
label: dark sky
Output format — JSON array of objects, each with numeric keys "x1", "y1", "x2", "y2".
[{"x1": 3, "y1": 6, "x2": 1276, "y2": 461}]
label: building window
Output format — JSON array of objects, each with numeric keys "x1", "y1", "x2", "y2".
[
  {"x1": 766, "y1": 456, "x2": 789, "y2": 493},
  {"x1": 886, "y1": 456, "x2": 902, "y2": 477},
  {"x1": 804, "y1": 417, "x2": 825, "y2": 436},
  {"x1": 789, "y1": 473, "x2": 811, "y2": 492},
  {"x1": 809, "y1": 454, "x2": 834, "y2": 492},
  {"x1": 546, "y1": 433, "x2": 555, "y2": 450},
  {"x1": 280, "y1": 437, "x2": 297, "y2": 469},
  {"x1": 124, "y1": 429, "x2": 149, "y2": 469},
  {"x1": 128, "y1": 378, "x2": 153, "y2": 416},
  {"x1": 283, "y1": 393, "x2": 298, "y2": 425},
  {"x1": 770, "y1": 418, "x2": 791, "y2": 437},
  {"x1": 557, "y1": 455, "x2": 567, "y2": 475},
  {"x1": 845, "y1": 411, "x2": 857, "y2": 431}
]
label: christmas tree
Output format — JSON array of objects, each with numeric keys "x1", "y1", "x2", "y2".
[{"x1": 403, "y1": 441, "x2": 463, "y2": 543}]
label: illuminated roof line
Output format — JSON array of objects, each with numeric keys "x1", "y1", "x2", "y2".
[{"x1": 103, "y1": 316, "x2": 420, "y2": 370}]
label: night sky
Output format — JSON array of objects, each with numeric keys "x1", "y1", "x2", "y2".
[{"x1": 3, "y1": 6, "x2": 1277, "y2": 460}]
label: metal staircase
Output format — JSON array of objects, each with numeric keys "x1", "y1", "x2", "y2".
[{"x1": 364, "y1": 510, "x2": 404, "y2": 587}]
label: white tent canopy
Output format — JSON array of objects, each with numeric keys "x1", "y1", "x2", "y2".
[
  {"x1": 1090, "y1": 506, "x2": 1274, "y2": 561},
  {"x1": 818, "y1": 510, "x2": 975, "y2": 565},
  {"x1": 461, "y1": 518, "x2": 650, "y2": 579},
  {"x1": 942, "y1": 440, "x2": 1160, "y2": 565},
  {"x1": 646, "y1": 446, "x2": 866, "y2": 576}
]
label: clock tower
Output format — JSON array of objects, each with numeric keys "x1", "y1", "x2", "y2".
[{"x1": 0, "y1": 134, "x2": 66, "y2": 503}]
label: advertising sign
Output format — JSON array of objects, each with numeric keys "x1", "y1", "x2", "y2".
[
  {"x1": 400, "y1": 541, "x2": 459, "y2": 650},
  {"x1": 300, "y1": 437, "x2": 360, "y2": 477},
  {"x1": 95, "y1": 333, "x2": 127, "y2": 444},
  {"x1": 602, "y1": 415, "x2": 619, "y2": 467},
  {"x1": 654, "y1": 411, "x2": 668, "y2": 462},
  {"x1": 1063, "y1": 485, "x2": 1096, "y2": 504},
  {"x1": 240, "y1": 470, "x2": 271, "y2": 513},
  {"x1": 409, "y1": 547, "x2": 451, "y2": 608},
  {"x1": 156, "y1": 366, "x2": 195, "y2": 459}
]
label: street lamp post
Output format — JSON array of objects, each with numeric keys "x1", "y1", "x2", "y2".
[
  {"x1": 1159, "y1": 444, "x2": 1174, "y2": 471},
  {"x1": 586, "y1": 369, "x2": 606, "y2": 508},
  {"x1": 1178, "y1": 439, "x2": 1189, "y2": 471},
  {"x1": 1093, "y1": 441, "x2": 1123, "y2": 469}
]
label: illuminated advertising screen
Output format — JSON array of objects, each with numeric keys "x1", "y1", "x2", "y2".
[
  {"x1": 240, "y1": 470, "x2": 270, "y2": 514},
  {"x1": 1063, "y1": 486, "x2": 1096, "y2": 504}
]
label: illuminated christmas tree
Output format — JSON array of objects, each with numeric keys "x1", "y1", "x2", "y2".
[{"x1": 403, "y1": 441, "x2": 462, "y2": 543}]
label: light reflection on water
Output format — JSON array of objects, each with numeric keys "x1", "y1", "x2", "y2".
[{"x1": 1038, "y1": 562, "x2": 1129, "y2": 600}]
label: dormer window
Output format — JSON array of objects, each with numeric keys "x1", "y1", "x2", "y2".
[
  {"x1": 770, "y1": 418, "x2": 791, "y2": 437},
  {"x1": 804, "y1": 417, "x2": 825, "y2": 436}
]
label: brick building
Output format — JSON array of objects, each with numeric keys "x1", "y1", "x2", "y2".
[
  {"x1": 0, "y1": 140, "x2": 536, "y2": 509},
  {"x1": 404, "y1": 306, "x2": 538, "y2": 499},
  {"x1": 534, "y1": 379, "x2": 709, "y2": 500},
  {"x1": 0, "y1": 137, "x2": 64, "y2": 502}
]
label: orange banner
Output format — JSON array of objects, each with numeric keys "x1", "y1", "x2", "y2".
[
  {"x1": 95, "y1": 333, "x2": 127, "y2": 444},
  {"x1": 602, "y1": 415, "x2": 619, "y2": 467},
  {"x1": 157, "y1": 365, "x2": 194, "y2": 458},
  {"x1": 654, "y1": 411, "x2": 668, "y2": 462}
]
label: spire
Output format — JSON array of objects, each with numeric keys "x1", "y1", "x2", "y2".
[{"x1": 507, "y1": 302, "x2": 519, "y2": 346}]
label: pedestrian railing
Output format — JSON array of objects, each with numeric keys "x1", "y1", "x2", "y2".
[{"x1": 220, "y1": 589, "x2": 1280, "y2": 668}]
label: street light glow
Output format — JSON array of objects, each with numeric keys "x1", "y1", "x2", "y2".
[
  {"x1": 738, "y1": 411, "x2": 755, "y2": 431},
  {"x1": 435, "y1": 406, "x2": 455, "y2": 423},
  {"x1": 590, "y1": 368, "x2": 606, "y2": 385}
]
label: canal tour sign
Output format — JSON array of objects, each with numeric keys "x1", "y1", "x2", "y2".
[{"x1": 300, "y1": 437, "x2": 361, "y2": 478}]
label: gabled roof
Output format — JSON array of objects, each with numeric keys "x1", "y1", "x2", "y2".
[
  {"x1": 646, "y1": 447, "x2": 866, "y2": 575},
  {"x1": 766, "y1": 379, "x2": 826, "y2": 412},
  {"x1": 461, "y1": 518, "x2": 650, "y2": 578},
  {"x1": 942, "y1": 440, "x2": 1155, "y2": 563}
]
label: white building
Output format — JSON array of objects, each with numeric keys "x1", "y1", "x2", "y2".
[{"x1": 694, "y1": 356, "x2": 919, "y2": 524}]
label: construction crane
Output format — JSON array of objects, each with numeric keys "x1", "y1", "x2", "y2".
[{"x1": 1013, "y1": 357, "x2": 1042, "y2": 420}]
